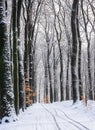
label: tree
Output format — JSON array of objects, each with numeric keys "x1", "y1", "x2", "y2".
[
  {"x1": 45, "y1": 27, "x2": 53, "y2": 103},
  {"x1": 81, "y1": 0, "x2": 93, "y2": 99},
  {"x1": 77, "y1": 3, "x2": 83, "y2": 100},
  {"x1": 52, "y1": 0, "x2": 64, "y2": 101},
  {"x1": 71, "y1": 0, "x2": 79, "y2": 103},
  {"x1": 11, "y1": 0, "x2": 19, "y2": 115},
  {"x1": 17, "y1": 0, "x2": 25, "y2": 111},
  {"x1": 0, "y1": 0, "x2": 16, "y2": 122},
  {"x1": 23, "y1": 0, "x2": 43, "y2": 103}
]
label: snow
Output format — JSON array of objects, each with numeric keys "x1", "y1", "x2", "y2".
[
  {"x1": 0, "y1": 20, "x2": 7, "y2": 25},
  {"x1": 0, "y1": 101, "x2": 95, "y2": 130}
]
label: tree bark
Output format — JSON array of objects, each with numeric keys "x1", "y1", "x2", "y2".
[
  {"x1": 17, "y1": 0, "x2": 25, "y2": 112},
  {"x1": 81, "y1": 0, "x2": 93, "y2": 99},
  {"x1": 71, "y1": 0, "x2": 79, "y2": 103},
  {"x1": 77, "y1": 5, "x2": 83, "y2": 99},
  {"x1": 12, "y1": 0, "x2": 19, "y2": 115},
  {"x1": 53, "y1": 45, "x2": 58, "y2": 102},
  {"x1": 0, "y1": 0, "x2": 15, "y2": 122}
]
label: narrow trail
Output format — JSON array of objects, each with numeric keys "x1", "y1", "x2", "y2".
[
  {"x1": 41, "y1": 104, "x2": 90, "y2": 130},
  {"x1": 41, "y1": 104, "x2": 62, "y2": 130},
  {"x1": 54, "y1": 107, "x2": 90, "y2": 130},
  {"x1": 0, "y1": 102, "x2": 94, "y2": 130}
]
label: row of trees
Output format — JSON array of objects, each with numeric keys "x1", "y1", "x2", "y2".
[
  {"x1": 0, "y1": 0, "x2": 95, "y2": 123},
  {"x1": 36, "y1": 0, "x2": 95, "y2": 103}
]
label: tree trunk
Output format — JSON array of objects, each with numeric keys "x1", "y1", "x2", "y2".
[
  {"x1": 53, "y1": 45, "x2": 58, "y2": 102},
  {"x1": 81, "y1": 0, "x2": 93, "y2": 99},
  {"x1": 17, "y1": 0, "x2": 25, "y2": 112},
  {"x1": 12, "y1": 0, "x2": 19, "y2": 115},
  {"x1": 63, "y1": 12, "x2": 71, "y2": 100},
  {"x1": 77, "y1": 6, "x2": 83, "y2": 99},
  {"x1": 47, "y1": 43, "x2": 53, "y2": 103},
  {"x1": 58, "y1": 43, "x2": 64, "y2": 101},
  {"x1": 0, "y1": 0, "x2": 15, "y2": 122},
  {"x1": 71, "y1": 0, "x2": 79, "y2": 103},
  {"x1": 66, "y1": 54, "x2": 70, "y2": 100},
  {"x1": 24, "y1": 21, "x2": 29, "y2": 80},
  {"x1": 44, "y1": 60, "x2": 48, "y2": 102}
]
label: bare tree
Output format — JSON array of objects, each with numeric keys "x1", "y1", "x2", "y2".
[
  {"x1": 11, "y1": 0, "x2": 19, "y2": 115},
  {"x1": 23, "y1": 0, "x2": 43, "y2": 103},
  {"x1": 52, "y1": 0, "x2": 64, "y2": 101},
  {"x1": 0, "y1": 0, "x2": 15, "y2": 122},
  {"x1": 71, "y1": 0, "x2": 79, "y2": 103},
  {"x1": 81, "y1": 0, "x2": 93, "y2": 99},
  {"x1": 17, "y1": 0, "x2": 25, "y2": 112}
]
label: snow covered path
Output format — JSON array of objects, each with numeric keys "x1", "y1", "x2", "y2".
[{"x1": 0, "y1": 101, "x2": 95, "y2": 130}]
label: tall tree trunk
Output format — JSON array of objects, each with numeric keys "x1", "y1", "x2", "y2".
[
  {"x1": 71, "y1": 0, "x2": 79, "y2": 103},
  {"x1": 52, "y1": 0, "x2": 64, "y2": 101},
  {"x1": 59, "y1": 46, "x2": 64, "y2": 101},
  {"x1": 53, "y1": 45, "x2": 58, "y2": 102},
  {"x1": 47, "y1": 43, "x2": 53, "y2": 103},
  {"x1": 17, "y1": 0, "x2": 25, "y2": 111},
  {"x1": 27, "y1": 1, "x2": 35, "y2": 97},
  {"x1": 77, "y1": 5, "x2": 83, "y2": 100},
  {"x1": 81, "y1": 0, "x2": 92, "y2": 99},
  {"x1": 0, "y1": 0, "x2": 15, "y2": 122},
  {"x1": 12, "y1": 0, "x2": 19, "y2": 115},
  {"x1": 44, "y1": 60, "x2": 48, "y2": 102},
  {"x1": 94, "y1": 36, "x2": 95, "y2": 99},
  {"x1": 24, "y1": 20, "x2": 29, "y2": 81},
  {"x1": 66, "y1": 54, "x2": 70, "y2": 100},
  {"x1": 63, "y1": 12, "x2": 71, "y2": 100}
]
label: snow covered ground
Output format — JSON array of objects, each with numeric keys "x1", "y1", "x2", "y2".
[{"x1": 0, "y1": 100, "x2": 95, "y2": 130}]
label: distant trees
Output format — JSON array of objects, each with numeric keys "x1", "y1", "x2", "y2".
[
  {"x1": 36, "y1": 0, "x2": 95, "y2": 103},
  {"x1": 23, "y1": 0, "x2": 43, "y2": 103},
  {"x1": 71, "y1": 0, "x2": 95, "y2": 102},
  {"x1": 81, "y1": 0, "x2": 93, "y2": 100},
  {"x1": 52, "y1": 0, "x2": 64, "y2": 101},
  {"x1": 0, "y1": 0, "x2": 95, "y2": 123}
]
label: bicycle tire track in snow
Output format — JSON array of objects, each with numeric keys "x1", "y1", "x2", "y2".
[
  {"x1": 42, "y1": 104, "x2": 90, "y2": 130},
  {"x1": 54, "y1": 107, "x2": 90, "y2": 130},
  {"x1": 0, "y1": 102, "x2": 94, "y2": 130},
  {"x1": 42, "y1": 104, "x2": 83, "y2": 130},
  {"x1": 41, "y1": 104, "x2": 62, "y2": 130}
]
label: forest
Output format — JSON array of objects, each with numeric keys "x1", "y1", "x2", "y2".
[{"x1": 0, "y1": 0, "x2": 95, "y2": 124}]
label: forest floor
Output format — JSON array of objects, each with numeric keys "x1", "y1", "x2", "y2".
[{"x1": 0, "y1": 100, "x2": 95, "y2": 130}]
